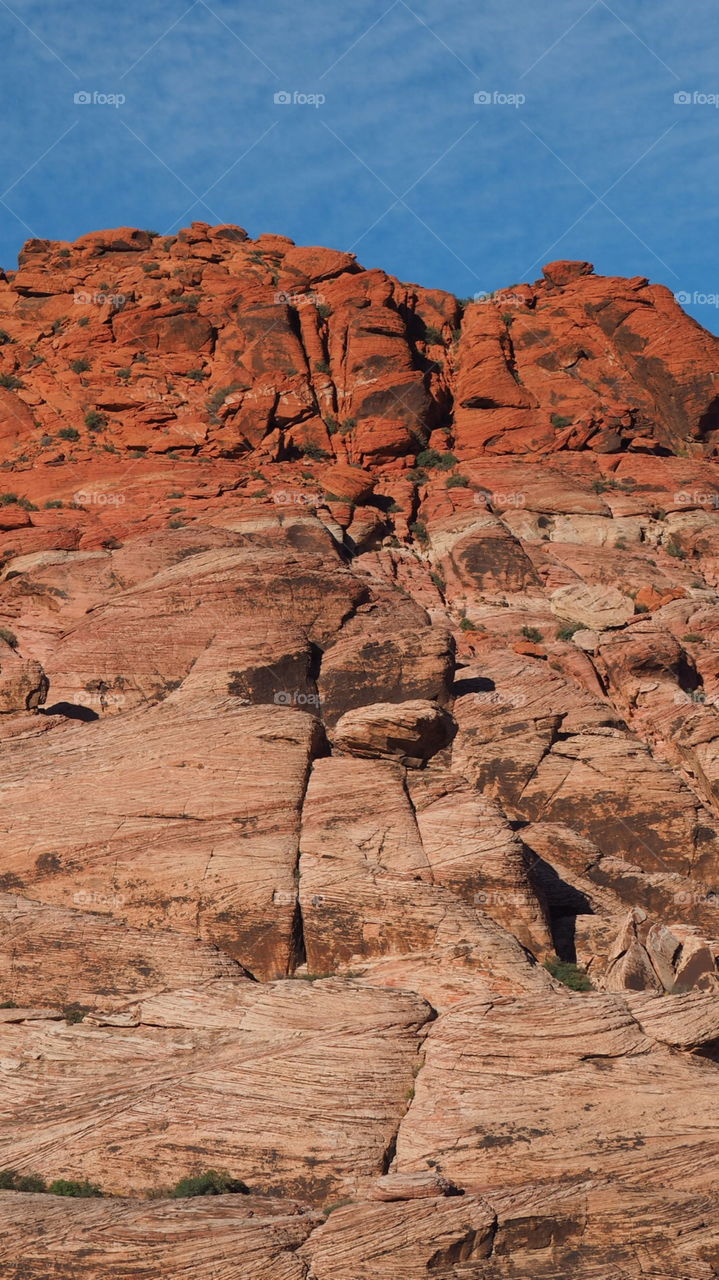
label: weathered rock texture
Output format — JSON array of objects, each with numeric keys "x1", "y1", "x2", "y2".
[{"x1": 0, "y1": 226, "x2": 719, "y2": 1277}]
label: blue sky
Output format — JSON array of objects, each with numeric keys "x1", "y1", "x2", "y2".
[{"x1": 1, "y1": 0, "x2": 718, "y2": 328}]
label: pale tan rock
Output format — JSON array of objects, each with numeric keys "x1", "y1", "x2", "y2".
[
  {"x1": 0, "y1": 979, "x2": 429, "y2": 1202},
  {"x1": 0, "y1": 1191, "x2": 321, "y2": 1280},
  {"x1": 331, "y1": 699, "x2": 454, "y2": 763},
  {"x1": 550, "y1": 582, "x2": 634, "y2": 629}
]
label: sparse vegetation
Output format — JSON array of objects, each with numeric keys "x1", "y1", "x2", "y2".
[
  {"x1": 556, "y1": 622, "x2": 581, "y2": 641},
  {"x1": 634, "y1": 602, "x2": 649, "y2": 614},
  {"x1": 0, "y1": 373, "x2": 24, "y2": 390},
  {"x1": 409, "y1": 519, "x2": 429, "y2": 545},
  {"x1": 84, "y1": 410, "x2": 107, "y2": 432},
  {"x1": 544, "y1": 957, "x2": 592, "y2": 991},
  {"x1": 423, "y1": 324, "x2": 444, "y2": 344},
  {"x1": 521, "y1": 626, "x2": 543, "y2": 643},
  {"x1": 666, "y1": 537, "x2": 687, "y2": 560},
  {"x1": 314, "y1": 359, "x2": 331, "y2": 374},
  {"x1": 62, "y1": 1004, "x2": 88, "y2": 1024},
  {"x1": 48, "y1": 1179, "x2": 103, "y2": 1198},
  {"x1": 185, "y1": 368, "x2": 207, "y2": 381},
  {"x1": 416, "y1": 449, "x2": 457, "y2": 470},
  {"x1": 0, "y1": 1170, "x2": 48, "y2": 1193},
  {"x1": 446, "y1": 473, "x2": 469, "y2": 488},
  {"x1": 551, "y1": 414, "x2": 573, "y2": 429},
  {"x1": 70, "y1": 359, "x2": 90, "y2": 374},
  {"x1": 683, "y1": 634, "x2": 702, "y2": 644},
  {"x1": 58, "y1": 427, "x2": 80, "y2": 441},
  {"x1": 169, "y1": 1170, "x2": 250, "y2": 1198},
  {"x1": 299, "y1": 443, "x2": 330, "y2": 461},
  {"x1": 0, "y1": 627, "x2": 18, "y2": 649},
  {"x1": 317, "y1": 303, "x2": 332, "y2": 320}
]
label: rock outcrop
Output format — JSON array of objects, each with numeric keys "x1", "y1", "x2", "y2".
[{"x1": 1, "y1": 225, "x2": 719, "y2": 1277}]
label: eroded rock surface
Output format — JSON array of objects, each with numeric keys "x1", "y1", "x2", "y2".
[{"x1": 0, "y1": 227, "x2": 719, "y2": 1277}]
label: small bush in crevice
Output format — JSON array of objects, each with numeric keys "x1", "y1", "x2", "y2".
[
  {"x1": 543, "y1": 957, "x2": 592, "y2": 991},
  {"x1": 520, "y1": 626, "x2": 543, "y2": 643},
  {"x1": 555, "y1": 622, "x2": 581, "y2": 641},
  {"x1": 0, "y1": 1170, "x2": 48, "y2": 1193},
  {"x1": 48, "y1": 1179, "x2": 103, "y2": 1198},
  {"x1": 416, "y1": 449, "x2": 457, "y2": 470},
  {"x1": 169, "y1": 1170, "x2": 250, "y2": 1198}
]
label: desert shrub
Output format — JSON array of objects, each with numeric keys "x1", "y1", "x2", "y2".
[
  {"x1": 44, "y1": 500, "x2": 64, "y2": 509},
  {"x1": 84, "y1": 411, "x2": 107, "y2": 432},
  {"x1": 544, "y1": 957, "x2": 592, "y2": 991},
  {"x1": 0, "y1": 330, "x2": 11, "y2": 344},
  {"x1": 0, "y1": 373, "x2": 23, "y2": 390},
  {"x1": 0, "y1": 627, "x2": 18, "y2": 649},
  {"x1": 169, "y1": 1170, "x2": 249, "y2": 1198},
  {"x1": 409, "y1": 519, "x2": 428, "y2": 545},
  {"x1": 459, "y1": 617, "x2": 477, "y2": 632},
  {"x1": 70, "y1": 359, "x2": 90, "y2": 374},
  {"x1": 314, "y1": 359, "x2": 331, "y2": 374},
  {"x1": 416, "y1": 449, "x2": 457, "y2": 470},
  {"x1": 62, "y1": 1004, "x2": 87, "y2": 1024},
  {"x1": 300, "y1": 443, "x2": 330, "y2": 461},
  {"x1": 551, "y1": 414, "x2": 573, "y2": 429},
  {"x1": 48, "y1": 1179, "x2": 103, "y2": 1198},
  {"x1": 683, "y1": 634, "x2": 702, "y2": 643},
  {"x1": 185, "y1": 368, "x2": 207, "y2": 381},
  {"x1": 666, "y1": 537, "x2": 686, "y2": 560},
  {"x1": 316, "y1": 303, "x2": 332, "y2": 319},
  {"x1": 521, "y1": 626, "x2": 543, "y2": 643},
  {"x1": 0, "y1": 1169, "x2": 47, "y2": 1192},
  {"x1": 423, "y1": 324, "x2": 444, "y2": 344},
  {"x1": 556, "y1": 622, "x2": 580, "y2": 641},
  {"x1": 59, "y1": 427, "x2": 79, "y2": 441},
  {"x1": 446, "y1": 473, "x2": 469, "y2": 488},
  {"x1": 634, "y1": 602, "x2": 649, "y2": 614}
]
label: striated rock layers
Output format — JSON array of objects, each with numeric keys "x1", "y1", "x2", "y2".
[{"x1": 1, "y1": 225, "x2": 719, "y2": 1277}]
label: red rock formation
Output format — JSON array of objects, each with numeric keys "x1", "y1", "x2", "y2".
[{"x1": 0, "y1": 225, "x2": 719, "y2": 1278}]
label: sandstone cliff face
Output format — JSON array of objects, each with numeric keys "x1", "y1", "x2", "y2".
[{"x1": 1, "y1": 226, "x2": 719, "y2": 1278}]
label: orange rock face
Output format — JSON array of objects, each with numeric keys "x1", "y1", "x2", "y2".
[{"x1": 1, "y1": 225, "x2": 719, "y2": 1278}]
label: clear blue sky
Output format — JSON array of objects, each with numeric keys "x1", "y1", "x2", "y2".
[{"x1": 1, "y1": 0, "x2": 718, "y2": 328}]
